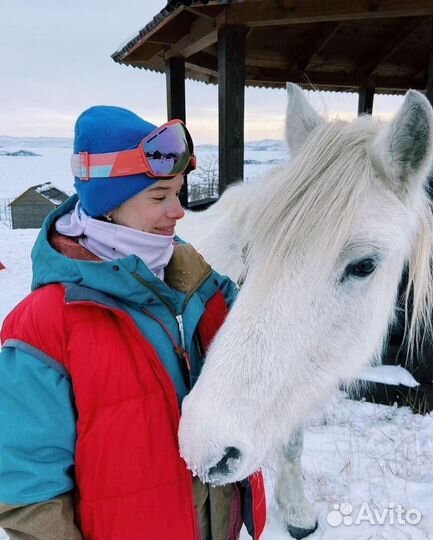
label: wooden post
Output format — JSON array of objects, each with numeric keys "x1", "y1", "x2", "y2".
[
  {"x1": 358, "y1": 87, "x2": 375, "y2": 115},
  {"x1": 427, "y1": 14, "x2": 433, "y2": 106},
  {"x1": 166, "y1": 57, "x2": 188, "y2": 207},
  {"x1": 218, "y1": 25, "x2": 247, "y2": 194},
  {"x1": 166, "y1": 57, "x2": 186, "y2": 122}
]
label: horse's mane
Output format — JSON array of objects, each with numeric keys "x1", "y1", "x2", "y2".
[{"x1": 247, "y1": 117, "x2": 433, "y2": 355}]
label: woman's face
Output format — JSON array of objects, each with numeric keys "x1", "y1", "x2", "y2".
[{"x1": 109, "y1": 174, "x2": 185, "y2": 235}]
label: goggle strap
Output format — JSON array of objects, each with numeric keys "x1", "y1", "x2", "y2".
[{"x1": 71, "y1": 148, "x2": 145, "y2": 180}]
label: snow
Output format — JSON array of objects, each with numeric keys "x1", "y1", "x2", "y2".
[
  {"x1": 0, "y1": 228, "x2": 37, "y2": 324},
  {"x1": 0, "y1": 147, "x2": 74, "y2": 200},
  {"x1": 243, "y1": 395, "x2": 433, "y2": 540},
  {"x1": 0, "y1": 140, "x2": 282, "y2": 203},
  {"x1": 34, "y1": 182, "x2": 65, "y2": 206},
  {"x1": 0, "y1": 142, "x2": 432, "y2": 539},
  {"x1": 360, "y1": 365, "x2": 420, "y2": 388}
]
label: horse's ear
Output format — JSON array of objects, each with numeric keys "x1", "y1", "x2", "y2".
[
  {"x1": 370, "y1": 90, "x2": 433, "y2": 195},
  {"x1": 286, "y1": 83, "x2": 324, "y2": 156}
]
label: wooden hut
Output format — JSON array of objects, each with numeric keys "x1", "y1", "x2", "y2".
[
  {"x1": 10, "y1": 183, "x2": 69, "y2": 229},
  {"x1": 112, "y1": 0, "x2": 433, "y2": 410}
]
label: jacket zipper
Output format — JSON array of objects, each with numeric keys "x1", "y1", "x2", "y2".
[
  {"x1": 176, "y1": 313, "x2": 186, "y2": 350},
  {"x1": 132, "y1": 267, "x2": 213, "y2": 350}
]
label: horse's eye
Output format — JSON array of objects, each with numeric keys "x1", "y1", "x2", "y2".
[{"x1": 345, "y1": 258, "x2": 377, "y2": 278}]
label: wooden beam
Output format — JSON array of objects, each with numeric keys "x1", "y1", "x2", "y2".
[
  {"x1": 415, "y1": 66, "x2": 428, "y2": 79},
  {"x1": 165, "y1": 16, "x2": 217, "y2": 59},
  {"x1": 128, "y1": 51, "x2": 428, "y2": 93},
  {"x1": 186, "y1": 50, "x2": 218, "y2": 73},
  {"x1": 295, "y1": 22, "x2": 341, "y2": 71},
  {"x1": 357, "y1": 17, "x2": 424, "y2": 75},
  {"x1": 115, "y1": 7, "x2": 184, "y2": 61},
  {"x1": 247, "y1": 55, "x2": 292, "y2": 70},
  {"x1": 220, "y1": 0, "x2": 433, "y2": 27},
  {"x1": 166, "y1": 57, "x2": 188, "y2": 207},
  {"x1": 358, "y1": 87, "x2": 375, "y2": 114},
  {"x1": 245, "y1": 66, "x2": 428, "y2": 91},
  {"x1": 183, "y1": 6, "x2": 217, "y2": 21},
  {"x1": 126, "y1": 42, "x2": 165, "y2": 63},
  {"x1": 218, "y1": 25, "x2": 247, "y2": 193}
]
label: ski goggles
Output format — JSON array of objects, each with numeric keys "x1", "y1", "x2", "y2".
[{"x1": 71, "y1": 119, "x2": 196, "y2": 181}]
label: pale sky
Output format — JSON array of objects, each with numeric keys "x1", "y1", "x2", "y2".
[{"x1": 1, "y1": 1, "x2": 405, "y2": 144}]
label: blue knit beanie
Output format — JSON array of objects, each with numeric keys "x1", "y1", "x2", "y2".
[{"x1": 73, "y1": 106, "x2": 158, "y2": 217}]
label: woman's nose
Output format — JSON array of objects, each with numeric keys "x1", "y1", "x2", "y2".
[{"x1": 167, "y1": 198, "x2": 185, "y2": 220}]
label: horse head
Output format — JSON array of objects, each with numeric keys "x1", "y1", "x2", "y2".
[{"x1": 179, "y1": 85, "x2": 433, "y2": 485}]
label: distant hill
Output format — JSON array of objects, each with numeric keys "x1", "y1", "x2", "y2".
[
  {"x1": 0, "y1": 136, "x2": 285, "y2": 152},
  {"x1": 0, "y1": 136, "x2": 72, "y2": 149},
  {"x1": 0, "y1": 150, "x2": 41, "y2": 157}
]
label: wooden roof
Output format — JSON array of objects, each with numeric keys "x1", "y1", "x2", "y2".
[
  {"x1": 112, "y1": 0, "x2": 433, "y2": 94},
  {"x1": 10, "y1": 183, "x2": 69, "y2": 207}
]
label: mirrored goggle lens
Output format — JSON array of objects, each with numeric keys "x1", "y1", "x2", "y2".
[{"x1": 142, "y1": 123, "x2": 193, "y2": 176}]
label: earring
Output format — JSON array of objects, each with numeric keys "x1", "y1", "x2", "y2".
[{"x1": 105, "y1": 214, "x2": 112, "y2": 223}]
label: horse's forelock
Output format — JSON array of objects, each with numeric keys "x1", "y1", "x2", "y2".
[{"x1": 248, "y1": 118, "x2": 375, "y2": 277}]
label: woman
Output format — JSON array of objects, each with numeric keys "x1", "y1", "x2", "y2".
[{"x1": 0, "y1": 107, "x2": 265, "y2": 540}]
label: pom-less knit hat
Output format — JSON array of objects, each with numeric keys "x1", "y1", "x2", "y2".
[{"x1": 73, "y1": 106, "x2": 158, "y2": 217}]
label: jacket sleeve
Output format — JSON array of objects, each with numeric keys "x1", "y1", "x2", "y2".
[
  {"x1": 0, "y1": 344, "x2": 81, "y2": 539},
  {"x1": 0, "y1": 494, "x2": 82, "y2": 540}
]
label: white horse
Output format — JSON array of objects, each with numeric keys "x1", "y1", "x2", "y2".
[
  {"x1": 178, "y1": 85, "x2": 433, "y2": 523},
  {"x1": 177, "y1": 104, "x2": 318, "y2": 536}
]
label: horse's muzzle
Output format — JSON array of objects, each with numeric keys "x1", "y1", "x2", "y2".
[{"x1": 207, "y1": 446, "x2": 242, "y2": 483}]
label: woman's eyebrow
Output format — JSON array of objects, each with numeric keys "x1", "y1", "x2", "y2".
[{"x1": 147, "y1": 186, "x2": 171, "y2": 192}]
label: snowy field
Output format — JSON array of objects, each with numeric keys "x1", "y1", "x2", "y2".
[
  {"x1": 0, "y1": 227, "x2": 432, "y2": 539},
  {"x1": 0, "y1": 142, "x2": 432, "y2": 539},
  {"x1": 0, "y1": 138, "x2": 285, "y2": 202}
]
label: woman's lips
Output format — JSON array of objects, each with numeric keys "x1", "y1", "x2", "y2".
[{"x1": 154, "y1": 226, "x2": 175, "y2": 236}]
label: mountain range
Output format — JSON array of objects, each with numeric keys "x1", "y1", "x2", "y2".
[{"x1": 0, "y1": 136, "x2": 285, "y2": 152}]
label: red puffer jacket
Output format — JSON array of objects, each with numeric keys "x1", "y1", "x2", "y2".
[{"x1": 2, "y1": 282, "x2": 266, "y2": 540}]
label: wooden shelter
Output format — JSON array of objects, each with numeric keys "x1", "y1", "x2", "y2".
[
  {"x1": 113, "y1": 0, "x2": 433, "y2": 204},
  {"x1": 10, "y1": 183, "x2": 69, "y2": 229}
]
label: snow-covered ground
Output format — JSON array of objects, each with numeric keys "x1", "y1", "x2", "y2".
[
  {"x1": 256, "y1": 396, "x2": 433, "y2": 540},
  {"x1": 1, "y1": 227, "x2": 432, "y2": 539}
]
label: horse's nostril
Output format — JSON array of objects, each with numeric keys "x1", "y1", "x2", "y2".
[{"x1": 208, "y1": 447, "x2": 242, "y2": 478}]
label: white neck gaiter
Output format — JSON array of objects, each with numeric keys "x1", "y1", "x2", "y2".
[{"x1": 55, "y1": 202, "x2": 175, "y2": 280}]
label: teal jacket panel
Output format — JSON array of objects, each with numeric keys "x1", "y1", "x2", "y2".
[{"x1": 0, "y1": 345, "x2": 76, "y2": 504}]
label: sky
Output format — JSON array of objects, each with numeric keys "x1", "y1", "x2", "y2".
[{"x1": 1, "y1": 1, "x2": 406, "y2": 144}]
